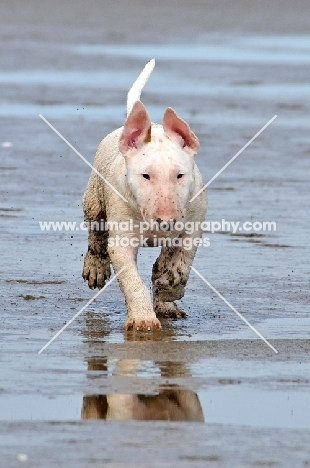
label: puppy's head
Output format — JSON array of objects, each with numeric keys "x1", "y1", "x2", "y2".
[{"x1": 119, "y1": 101, "x2": 199, "y2": 225}]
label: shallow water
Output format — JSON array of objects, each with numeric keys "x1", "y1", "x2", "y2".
[
  {"x1": 2, "y1": 387, "x2": 310, "y2": 430},
  {"x1": 74, "y1": 37, "x2": 310, "y2": 64}
]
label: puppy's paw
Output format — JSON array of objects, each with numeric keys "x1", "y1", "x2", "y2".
[
  {"x1": 154, "y1": 301, "x2": 187, "y2": 319},
  {"x1": 125, "y1": 316, "x2": 162, "y2": 332},
  {"x1": 82, "y1": 251, "x2": 111, "y2": 289}
]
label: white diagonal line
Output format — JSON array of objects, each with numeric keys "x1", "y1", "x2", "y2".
[
  {"x1": 38, "y1": 267, "x2": 126, "y2": 354},
  {"x1": 191, "y1": 266, "x2": 278, "y2": 354},
  {"x1": 190, "y1": 115, "x2": 277, "y2": 202},
  {"x1": 39, "y1": 114, "x2": 128, "y2": 203}
]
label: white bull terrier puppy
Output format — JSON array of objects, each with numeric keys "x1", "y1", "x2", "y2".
[{"x1": 82, "y1": 59, "x2": 207, "y2": 331}]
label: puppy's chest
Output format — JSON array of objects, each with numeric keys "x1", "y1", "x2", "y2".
[{"x1": 137, "y1": 229, "x2": 183, "y2": 247}]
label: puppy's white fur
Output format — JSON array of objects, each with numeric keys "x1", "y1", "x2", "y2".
[{"x1": 83, "y1": 60, "x2": 207, "y2": 331}]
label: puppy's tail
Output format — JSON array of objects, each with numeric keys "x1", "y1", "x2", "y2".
[{"x1": 127, "y1": 59, "x2": 155, "y2": 116}]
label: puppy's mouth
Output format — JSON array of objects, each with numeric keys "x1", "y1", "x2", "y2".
[{"x1": 156, "y1": 218, "x2": 176, "y2": 231}]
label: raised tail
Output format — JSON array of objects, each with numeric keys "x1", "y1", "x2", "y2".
[{"x1": 127, "y1": 59, "x2": 155, "y2": 116}]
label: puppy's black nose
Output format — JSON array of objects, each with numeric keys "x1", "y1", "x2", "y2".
[{"x1": 156, "y1": 218, "x2": 163, "y2": 224}]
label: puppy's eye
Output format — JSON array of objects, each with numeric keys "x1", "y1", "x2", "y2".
[
  {"x1": 177, "y1": 173, "x2": 184, "y2": 179},
  {"x1": 142, "y1": 174, "x2": 150, "y2": 180}
]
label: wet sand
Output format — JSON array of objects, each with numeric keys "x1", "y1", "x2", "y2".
[{"x1": 1, "y1": 0, "x2": 310, "y2": 466}]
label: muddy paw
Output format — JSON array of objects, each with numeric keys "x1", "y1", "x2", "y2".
[
  {"x1": 155, "y1": 301, "x2": 187, "y2": 319},
  {"x1": 125, "y1": 316, "x2": 162, "y2": 332},
  {"x1": 82, "y1": 251, "x2": 111, "y2": 289}
]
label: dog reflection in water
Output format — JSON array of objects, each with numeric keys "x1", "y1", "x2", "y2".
[
  {"x1": 82, "y1": 388, "x2": 204, "y2": 422},
  {"x1": 82, "y1": 358, "x2": 204, "y2": 422}
]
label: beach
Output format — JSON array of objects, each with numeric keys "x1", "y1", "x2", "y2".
[{"x1": 1, "y1": 0, "x2": 310, "y2": 466}]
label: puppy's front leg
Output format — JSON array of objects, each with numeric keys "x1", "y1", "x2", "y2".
[
  {"x1": 152, "y1": 235, "x2": 199, "y2": 319},
  {"x1": 108, "y1": 243, "x2": 161, "y2": 331}
]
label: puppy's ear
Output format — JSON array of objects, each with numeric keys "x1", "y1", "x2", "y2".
[
  {"x1": 119, "y1": 101, "x2": 151, "y2": 155},
  {"x1": 162, "y1": 107, "x2": 199, "y2": 155}
]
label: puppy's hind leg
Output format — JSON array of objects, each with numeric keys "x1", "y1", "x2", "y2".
[
  {"x1": 82, "y1": 179, "x2": 111, "y2": 290},
  {"x1": 83, "y1": 228, "x2": 111, "y2": 290}
]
